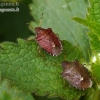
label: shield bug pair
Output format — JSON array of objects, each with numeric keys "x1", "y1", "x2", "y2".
[
  {"x1": 25, "y1": 13, "x2": 62, "y2": 56},
  {"x1": 61, "y1": 60, "x2": 92, "y2": 90}
]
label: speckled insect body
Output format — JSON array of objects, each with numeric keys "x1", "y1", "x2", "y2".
[{"x1": 61, "y1": 60, "x2": 92, "y2": 90}]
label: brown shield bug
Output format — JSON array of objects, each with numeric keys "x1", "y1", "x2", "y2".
[
  {"x1": 35, "y1": 27, "x2": 62, "y2": 56},
  {"x1": 24, "y1": 13, "x2": 62, "y2": 56},
  {"x1": 61, "y1": 60, "x2": 92, "y2": 90}
]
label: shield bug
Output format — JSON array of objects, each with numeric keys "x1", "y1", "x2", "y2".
[
  {"x1": 35, "y1": 27, "x2": 62, "y2": 56},
  {"x1": 24, "y1": 13, "x2": 62, "y2": 56},
  {"x1": 61, "y1": 60, "x2": 92, "y2": 90}
]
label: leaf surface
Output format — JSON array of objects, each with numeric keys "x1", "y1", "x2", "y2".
[{"x1": 0, "y1": 39, "x2": 84, "y2": 100}]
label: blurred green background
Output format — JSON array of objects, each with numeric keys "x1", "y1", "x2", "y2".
[{"x1": 0, "y1": 0, "x2": 34, "y2": 42}]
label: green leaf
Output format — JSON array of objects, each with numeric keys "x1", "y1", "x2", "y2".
[
  {"x1": 88, "y1": 32, "x2": 100, "y2": 52},
  {"x1": 29, "y1": 0, "x2": 90, "y2": 61},
  {"x1": 72, "y1": 0, "x2": 100, "y2": 52},
  {"x1": 72, "y1": 18, "x2": 100, "y2": 38},
  {"x1": 0, "y1": 39, "x2": 84, "y2": 100},
  {"x1": 92, "y1": 61, "x2": 100, "y2": 84},
  {"x1": 0, "y1": 80, "x2": 34, "y2": 100},
  {"x1": 87, "y1": 0, "x2": 100, "y2": 23}
]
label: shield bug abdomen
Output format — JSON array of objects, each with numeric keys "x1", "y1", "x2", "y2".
[
  {"x1": 35, "y1": 27, "x2": 62, "y2": 56},
  {"x1": 61, "y1": 60, "x2": 92, "y2": 90}
]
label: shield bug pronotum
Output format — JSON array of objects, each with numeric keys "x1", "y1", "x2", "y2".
[
  {"x1": 25, "y1": 13, "x2": 63, "y2": 56},
  {"x1": 61, "y1": 60, "x2": 92, "y2": 90}
]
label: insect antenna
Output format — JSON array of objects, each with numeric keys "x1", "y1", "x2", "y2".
[
  {"x1": 23, "y1": 21, "x2": 35, "y2": 32},
  {"x1": 39, "y1": 13, "x2": 44, "y2": 27},
  {"x1": 23, "y1": 13, "x2": 44, "y2": 33}
]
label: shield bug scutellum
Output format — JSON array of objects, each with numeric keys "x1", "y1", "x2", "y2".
[
  {"x1": 61, "y1": 60, "x2": 92, "y2": 90},
  {"x1": 25, "y1": 13, "x2": 63, "y2": 56}
]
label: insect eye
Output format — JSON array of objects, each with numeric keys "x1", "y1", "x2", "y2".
[
  {"x1": 35, "y1": 27, "x2": 42, "y2": 34},
  {"x1": 61, "y1": 61, "x2": 69, "y2": 68}
]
